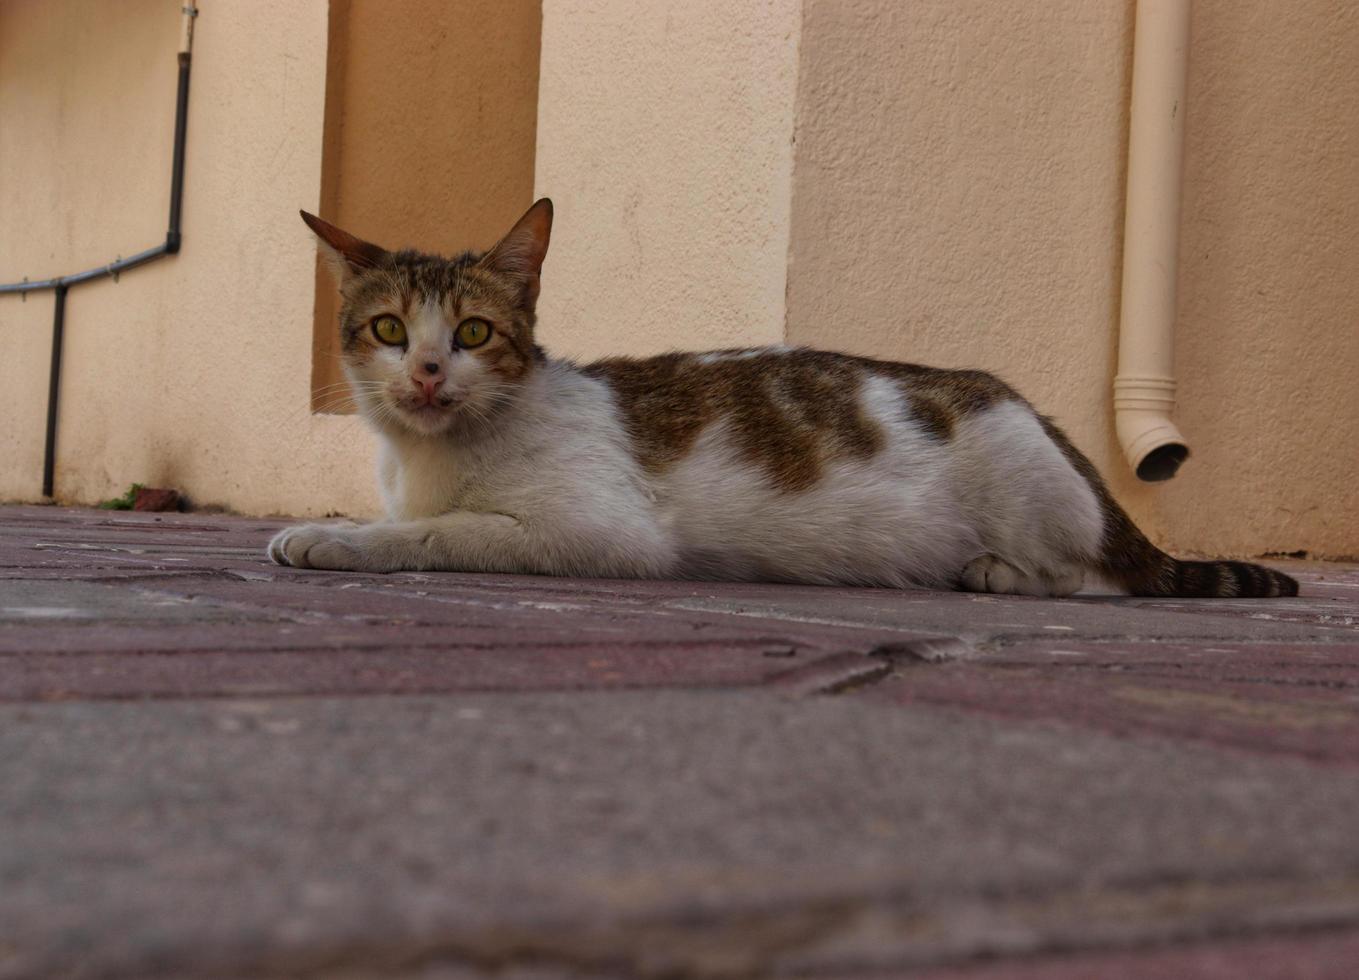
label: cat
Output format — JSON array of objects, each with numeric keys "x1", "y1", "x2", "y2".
[{"x1": 268, "y1": 199, "x2": 1298, "y2": 599}]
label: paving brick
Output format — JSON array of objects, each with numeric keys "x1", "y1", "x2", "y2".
[
  {"x1": 6, "y1": 693, "x2": 1359, "y2": 979},
  {"x1": 914, "y1": 929, "x2": 1359, "y2": 980},
  {"x1": 863, "y1": 649, "x2": 1359, "y2": 765},
  {"x1": 2, "y1": 504, "x2": 1358, "y2": 978},
  {"x1": 1, "y1": 644, "x2": 867, "y2": 702}
]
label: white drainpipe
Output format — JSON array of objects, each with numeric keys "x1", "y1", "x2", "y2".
[
  {"x1": 181, "y1": 1, "x2": 198, "y2": 55},
  {"x1": 1115, "y1": 0, "x2": 1192, "y2": 481}
]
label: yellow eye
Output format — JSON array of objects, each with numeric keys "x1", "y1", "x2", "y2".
[
  {"x1": 372, "y1": 315, "x2": 406, "y2": 345},
  {"x1": 455, "y1": 318, "x2": 492, "y2": 349}
]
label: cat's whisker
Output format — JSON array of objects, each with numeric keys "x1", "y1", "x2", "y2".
[
  {"x1": 306, "y1": 385, "x2": 371, "y2": 402},
  {"x1": 304, "y1": 395, "x2": 368, "y2": 412},
  {"x1": 310, "y1": 381, "x2": 385, "y2": 398},
  {"x1": 308, "y1": 399, "x2": 357, "y2": 416},
  {"x1": 285, "y1": 382, "x2": 390, "y2": 424},
  {"x1": 308, "y1": 384, "x2": 388, "y2": 405},
  {"x1": 459, "y1": 403, "x2": 492, "y2": 429},
  {"x1": 302, "y1": 400, "x2": 357, "y2": 417}
]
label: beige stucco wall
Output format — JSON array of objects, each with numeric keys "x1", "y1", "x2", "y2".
[
  {"x1": 0, "y1": 0, "x2": 380, "y2": 516},
  {"x1": 787, "y1": 0, "x2": 1358, "y2": 557},
  {"x1": 1167, "y1": 0, "x2": 1358, "y2": 556},
  {"x1": 532, "y1": 0, "x2": 801, "y2": 362},
  {"x1": 4, "y1": 0, "x2": 1355, "y2": 555}
]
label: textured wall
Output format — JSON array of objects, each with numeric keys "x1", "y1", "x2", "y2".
[
  {"x1": 0, "y1": 0, "x2": 380, "y2": 516},
  {"x1": 311, "y1": 0, "x2": 541, "y2": 406},
  {"x1": 787, "y1": 0, "x2": 1358, "y2": 557},
  {"x1": 532, "y1": 0, "x2": 801, "y2": 363},
  {"x1": 1164, "y1": 0, "x2": 1359, "y2": 556},
  {"x1": 3, "y1": 0, "x2": 1355, "y2": 554}
]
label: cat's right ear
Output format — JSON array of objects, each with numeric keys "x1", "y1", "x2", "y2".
[
  {"x1": 478, "y1": 198, "x2": 553, "y2": 306},
  {"x1": 300, "y1": 211, "x2": 388, "y2": 280}
]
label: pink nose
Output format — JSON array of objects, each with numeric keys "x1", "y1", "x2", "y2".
[{"x1": 411, "y1": 360, "x2": 445, "y2": 400}]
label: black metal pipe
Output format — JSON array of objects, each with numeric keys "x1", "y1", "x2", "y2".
[
  {"x1": 166, "y1": 52, "x2": 191, "y2": 253},
  {"x1": 0, "y1": 6, "x2": 194, "y2": 498},
  {"x1": 0, "y1": 50, "x2": 191, "y2": 297},
  {"x1": 0, "y1": 243, "x2": 174, "y2": 295},
  {"x1": 42, "y1": 286, "x2": 68, "y2": 499}
]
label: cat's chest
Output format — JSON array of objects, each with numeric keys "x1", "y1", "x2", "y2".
[{"x1": 379, "y1": 438, "x2": 474, "y2": 521}]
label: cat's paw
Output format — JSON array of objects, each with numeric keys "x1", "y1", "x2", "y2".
[
  {"x1": 268, "y1": 523, "x2": 369, "y2": 571},
  {"x1": 960, "y1": 554, "x2": 1019, "y2": 594},
  {"x1": 960, "y1": 555, "x2": 1084, "y2": 597}
]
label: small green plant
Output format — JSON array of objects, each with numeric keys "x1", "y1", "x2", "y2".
[{"x1": 98, "y1": 483, "x2": 144, "y2": 511}]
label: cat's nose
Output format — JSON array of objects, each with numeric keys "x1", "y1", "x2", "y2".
[
  {"x1": 410, "y1": 360, "x2": 445, "y2": 402},
  {"x1": 411, "y1": 361, "x2": 445, "y2": 383},
  {"x1": 411, "y1": 358, "x2": 444, "y2": 380}
]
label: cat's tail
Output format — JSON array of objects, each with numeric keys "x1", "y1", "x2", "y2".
[
  {"x1": 1037, "y1": 417, "x2": 1299, "y2": 598},
  {"x1": 1091, "y1": 483, "x2": 1299, "y2": 598},
  {"x1": 1103, "y1": 533, "x2": 1298, "y2": 598}
]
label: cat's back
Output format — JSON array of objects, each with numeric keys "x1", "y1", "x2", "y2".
[
  {"x1": 580, "y1": 346, "x2": 1048, "y2": 585},
  {"x1": 581, "y1": 345, "x2": 1025, "y2": 488}
]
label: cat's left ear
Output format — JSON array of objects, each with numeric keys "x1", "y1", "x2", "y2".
[{"x1": 478, "y1": 198, "x2": 553, "y2": 305}]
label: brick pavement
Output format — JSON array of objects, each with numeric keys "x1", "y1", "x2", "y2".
[{"x1": 1, "y1": 505, "x2": 1356, "y2": 978}]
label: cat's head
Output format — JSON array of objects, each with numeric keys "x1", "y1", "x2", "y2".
[{"x1": 302, "y1": 200, "x2": 552, "y2": 437}]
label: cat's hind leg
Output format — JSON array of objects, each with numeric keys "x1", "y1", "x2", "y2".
[{"x1": 1039, "y1": 565, "x2": 1085, "y2": 597}]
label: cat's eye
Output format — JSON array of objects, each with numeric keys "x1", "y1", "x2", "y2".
[
  {"x1": 372, "y1": 315, "x2": 406, "y2": 346},
  {"x1": 455, "y1": 318, "x2": 492, "y2": 349}
]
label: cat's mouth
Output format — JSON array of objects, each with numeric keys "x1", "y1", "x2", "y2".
[{"x1": 391, "y1": 392, "x2": 464, "y2": 431}]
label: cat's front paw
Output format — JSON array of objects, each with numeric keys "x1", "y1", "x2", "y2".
[{"x1": 268, "y1": 523, "x2": 369, "y2": 571}]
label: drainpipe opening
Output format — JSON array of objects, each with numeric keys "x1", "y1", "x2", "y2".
[
  {"x1": 1135, "y1": 442, "x2": 1189, "y2": 482},
  {"x1": 1115, "y1": 374, "x2": 1191, "y2": 482}
]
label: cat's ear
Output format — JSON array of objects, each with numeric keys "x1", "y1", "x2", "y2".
[
  {"x1": 478, "y1": 198, "x2": 553, "y2": 305},
  {"x1": 299, "y1": 211, "x2": 388, "y2": 280}
]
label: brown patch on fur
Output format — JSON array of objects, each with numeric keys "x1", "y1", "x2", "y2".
[
  {"x1": 903, "y1": 393, "x2": 955, "y2": 441},
  {"x1": 759, "y1": 350, "x2": 1020, "y2": 439},
  {"x1": 585, "y1": 350, "x2": 880, "y2": 492},
  {"x1": 1036, "y1": 416, "x2": 1299, "y2": 598},
  {"x1": 585, "y1": 347, "x2": 1021, "y2": 493},
  {"x1": 875, "y1": 363, "x2": 1020, "y2": 425}
]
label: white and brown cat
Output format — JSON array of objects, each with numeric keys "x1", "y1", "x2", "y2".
[{"x1": 269, "y1": 200, "x2": 1297, "y2": 598}]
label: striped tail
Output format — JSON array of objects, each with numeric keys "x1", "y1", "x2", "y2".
[
  {"x1": 1095, "y1": 490, "x2": 1299, "y2": 598},
  {"x1": 1114, "y1": 551, "x2": 1300, "y2": 598},
  {"x1": 1036, "y1": 417, "x2": 1300, "y2": 599}
]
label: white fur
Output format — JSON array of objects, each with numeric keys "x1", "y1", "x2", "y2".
[
  {"x1": 693, "y1": 345, "x2": 791, "y2": 366},
  {"x1": 273, "y1": 362, "x2": 671, "y2": 578},
  {"x1": 947, "y1": 401, "x2": 1104, "y2": 595},
  {"x1": 657, "y1": 375, "x2": 975, "y2": 588},
  {"x1": 270, "y1": 351, "x2": 1105, "y2": 595}
]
